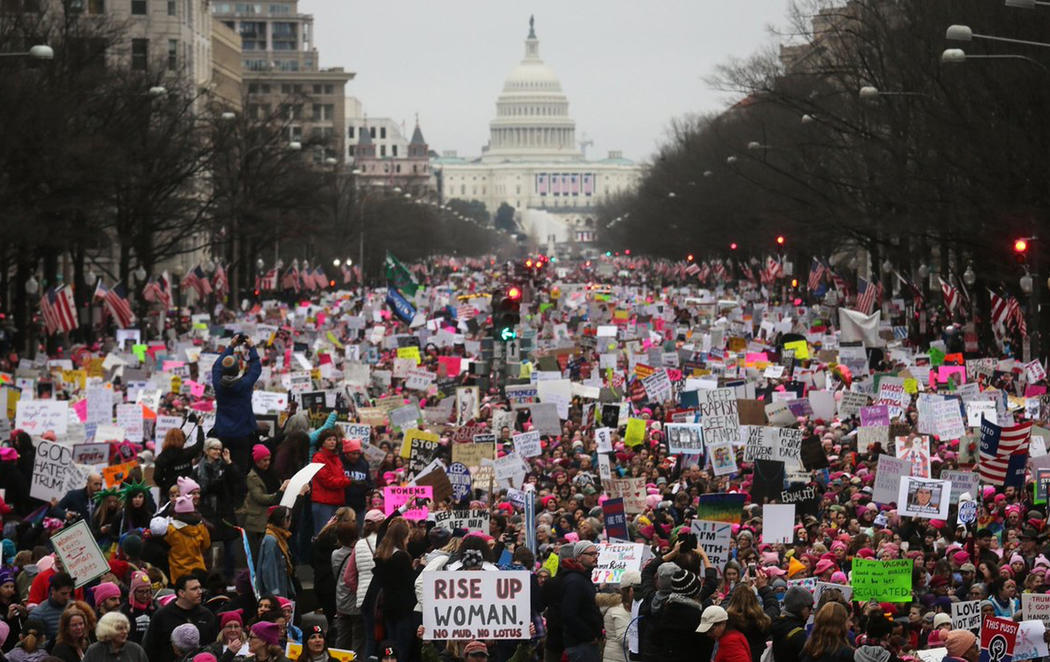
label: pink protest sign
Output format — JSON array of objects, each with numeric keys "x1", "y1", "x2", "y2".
[{"x1": 383, "y1": 485, "x2": 433, "y2": 520}]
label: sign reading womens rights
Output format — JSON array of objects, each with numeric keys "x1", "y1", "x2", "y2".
[{"x1": 383, "y1": 485, "x2": 433, "y2": 520}]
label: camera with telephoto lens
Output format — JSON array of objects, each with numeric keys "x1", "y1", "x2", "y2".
[{"x1": 679, "y1": 532, "x2": 697, "y2": 552}]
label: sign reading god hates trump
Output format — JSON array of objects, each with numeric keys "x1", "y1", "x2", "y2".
[{"x1": 421, "y1": 571, "x2": 531, "y2": 640}]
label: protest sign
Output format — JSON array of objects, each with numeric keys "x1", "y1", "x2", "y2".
[
  {"x1": 765, "y1": 399, "x2": 795, "y2": 426},
  {"x1": 433, "y1": 509, "x2": 490, "y2": 533},
  {"x1": 447, "y1": 463, "x2": 472, "y2": 502},
  {"x1": 595, "y1": 427, "x2": 614, "y2": 453},
  {"x1": 50, "y1": 520, "x2": 109, "y2": 588},
  {"x1": 154, "y1": 415, "x2": 181, "y2": 444},
  {"x1": 391, "y1": 405, "x2": 421, "y2": 430},
  {"x1": 608, "y1": 477, "x2": 646, "y2": 513},
  {"x1": 697, "y1": 493, "x2": 746, "y2": 524},
  {"x1": 602, "y1": 497, "x2": 629, "y2": 541},
  {"x1": 953, "y1": 600, "x2": 982, "y2": 631},
  {"x1": 857, "y1": 425, "x2": 888, "y2": 453},
  {"x1": 1022, "y1": 593, "x2": 1050, "y2": 623},
  {"x1": 779, "y1": 486, "x2": 819, "y2": 517},
  {"x1": 101, "y1": 461, "x2": 138, "y2": 488},
  {"x1": 860, "y1": 405, "x2": 891, "y2": 427},
  {"x1": 697, "y1": 388, "x2": 740, "y2": 444},
  {"x1": 591, "y1": 542, "x2": 649, "y2": 584},
  {"x1": 421, "y1": 571, "x2": 531, "y2": 640},
  {"x1": 980, "y1": 617, "x2": 1018, "y2": 662},
  {"x1": 642, "y1": 370, "x2": 672, "y2": 403},
  {"x1": 335, "y1": 423, "x2": 372, "y2": 445},
  {"x1": 115, "y1": 403, "x2": 144, "y2": 441},
  {"x1": 452, "y1": 442, "x2": 494, "y2": 469},
  {"x1": 71, "y1": 443, "x2": 109, "y2": 467},
  {"x1": 512, "y1": 431, "x2": 542, "y2": 458},
  {"x1": 709, "y1": 442, "x2": 737, "y2": 476},
  {"x1": 873, "y1": 454, "x2": 910, "y2": 504},
  {"x1": 932, "y1": 398, "x2": 966, "y2": 440},
  {"x1": 942, "y1": 470, "x2": 980, "y2": 504},
  {"x1": 762, "y1": 504, "x2": 795, "y2": 543},
  {"x1": 850, "y1": 558, "x2": 912, "y2": 602},
  {"x1": 15, "y1": 399, "x2": 69, "y2": 436},
  {"x1": 916, "y1": 650, "x2": 947, "y2": 662},
  {"x1": 898, "y1": 476, "x2": 951, "y2": 519},
  {"x1": 1015, "y1": 621, "x2": 1048, "y2": 662},
  {"x1": 838, "y1": 391, "x2": 870, "y2": 417},
  {"x1": 252, "y1": 391, "x2": 289, "y2": 415},
  {"x1": 383, "y1": 485, "x2": 433, "y2": 520},
  {"x1": 281, "y1": 463, "x2": 323, "y2": 509},
  {"x1": 31, "y1": 440, "x2": 89, "y2": 502},
  {"x1": 665, "y1": 423, "x2": 703, "y2": 454},
  {"x1": 691, "y1": 520, "x2": 732, "y2": 570},
  {"x1": 506, "y1": 384, "x2": 539, "y2": 410},
  {"x1": 404, "y1": 429, "x2": 441, "y2": 475}
]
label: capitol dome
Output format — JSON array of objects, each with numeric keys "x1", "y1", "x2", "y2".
[{"x1": 481, "y1": 17, "x2": 581, "y2": 163}]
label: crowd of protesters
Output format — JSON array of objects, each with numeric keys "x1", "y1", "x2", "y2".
[{"x1": 0, "y1": 254, "x2": 1041, "y2": 662}]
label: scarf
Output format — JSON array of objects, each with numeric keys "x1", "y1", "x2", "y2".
[{"x1": 266, "y1": 524, "x2": 294, "y2": 576}]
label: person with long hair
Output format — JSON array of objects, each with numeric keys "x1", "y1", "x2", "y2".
[
  {"x1": 310, "y1": 430, "x2": 351, "y2": 537},
  {"x1": 369, "y1": 517, "x2": 415, "y2": 662},
  {"x1": 354, "y1": 509, "x2": 385, "y2": 661},
  {"x1": 203, "y1": 609, "x2": 250, "y2": 659},
  {"x1": 301, "y1": 623, "x2": 339, "y2": 662},
  {"x1": 800, "y1": 602, "x2": 854, "y2": 662},
  {"x1": 602, "y1": 571, "x2": 638, "y2": 662},
  {"x1": 313, "y1": 508, "x2": 355, "y2": 626},
  {"x1": 119, "y1": 483, "x2": 154, "y2": 532},
  {"x1": 243, "y1": 621, "x2": 288, "y2": 662},
  {"x1": 89, "y1": 489, "x2": 122, "y2": 551},
  {"x1": 82, "y1": 611, "x2": 147, "y2": 662},
  {"x1": 696, "y1": 605, "x2": 750, "y2": 662},
  {"x1": 196, "y1": 437, "x2": 244, "y2": 582},
  {"x1": 50, "y1": 606, "x2": 93, "y2": 662},
  {"x1": 153, "y1": 429, "x2": 201, "y2": 502},
  {"x1": 257, "y1": 507, "x2": 296, "y2": 598},
  {"x1": 726, "y1": 576, "x2": 777, "y2": 662},
  {"x1": 6, "y1": 618, "x2": 47, "y2": 662}
]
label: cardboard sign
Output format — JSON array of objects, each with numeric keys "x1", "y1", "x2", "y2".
[
  {"x1": 50, "y1": 520, "x2": 109, "y2": 588},
  {"x1": 697, "y1": 388, "x2": 740, "y2": 444},
  {"x1": 1022, "y1": 593, "x2": 1050, "y2": 623},
  {"x1": 31, "y1": 440, "x2": 89, "y2": 502},
  {"x1": 851, "y1": 558, "x2": 912, "y2": 602},
  {"x1": 952, "y1": 600, "x2": 982, "y2": 631},
  {"x1": 608, "y1": 477, "x2": 646, "y2": 513},
  {"x1": 71, "y1": 443, "x2": 109, "y2": 467},
  {"x1": 252, "y1": 391, "x2": 289, "y2": 415},
  {"x1": 15, "y1": 399, "x2": 69, "y2": 436},
  {"x1": 762, "y1": 504, "x2": 795, "y2": 543},
  {"x1": 512, "y1": 431, "x2": 542, "y2": 458},
  {"x1": 873, "y1": 454, "x2": 911, "y2": 504},
  {"x1": 421, "y1": 571, "x2": 531, "y2": 640},
  {"x1": 432, "y1": 509, "x2": 490, "y2": 533},
  {"x1": 384, "y1": 485, "x2": 433, "y2": 520},
  {"x1": 691, "y1": 519, "x2": 732, "y2": 570},
  {"x1": 980, "y1": 617, "x2": 1018, "y2": 662},
  {"x1": 942, "y1": 469, "x2": 980, "y2": 504},
  {"x1": 665, "y1": 423, "x2": 703, "y2": 454},
  {"x1": 590, "y1": 542, "x2": 649, "y2": 584},
  {"x1": 101, "y1": 460, "x2": 138, "y2": 488}
]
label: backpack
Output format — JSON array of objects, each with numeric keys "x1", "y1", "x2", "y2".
[{"x1": 761, "y1": 627, "x2": 805, "y2": 662}]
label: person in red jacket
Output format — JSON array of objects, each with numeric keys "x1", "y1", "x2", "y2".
[
  {"x1": 696, "y1": 605, "x2": 751, "y2": 662},
  {"x1": 310, "y1": 428, "x2": 351, "y2": 536}
]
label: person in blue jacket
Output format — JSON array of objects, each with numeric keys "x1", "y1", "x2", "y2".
[{"x1": 211, "y1": 333, "x2": 262, "y2": 475}]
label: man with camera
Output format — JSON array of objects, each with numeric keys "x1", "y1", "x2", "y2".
[{"x1": 210, "y1": 333, "x2": 262, "y2": 475}]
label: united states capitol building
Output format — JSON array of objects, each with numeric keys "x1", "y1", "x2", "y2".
[{"x1": 433, "y1": 18, "x2": 642, "y2": 253}]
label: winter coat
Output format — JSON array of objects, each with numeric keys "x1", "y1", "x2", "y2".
[
  {"x1": 256, "y1": 531, "x2": 295, "y2": 598},
  {"x1": 800, "y1": 645, "x2": 855, "y2": 662},
  {"x1": 211, "y1": 346, "x2": 261, "y2": 439},
  {"x1": 237, "y1": 468, "x2": 282, "y2": 534},
  {"x1": 602, "y1": 603, "x2": 631, "y2": 662},
  {"x1": 352, "y1": 534, "x2": 377, "y2": 608},
  {"x1": 165, "y1": 517, "x2": 210, "y2": 585},
  {"x1": 81, "y1": 640, "x2": 150, "y2": 662},
  {"x1": 771, "y1": 613, "x2": 808, "y2": 662},
  {"x1": 560, "y1": 564, "x2": 602, "y2": 648},
  {"x1": 714, "y1": 630, "x2": 752, "y2": 662},
  {"x1": 153, "y1": 446, "x2": 200, "y2": 500},
  {"x1": 651, "y1": 595, "x2": 709, "y2": 662},
  {"x1": 310, "y1": 448, "x2": 351, "y2": 506}
]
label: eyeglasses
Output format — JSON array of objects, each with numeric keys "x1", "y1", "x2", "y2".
[{"x1": 580, "y1": 551, "x2": 598, "y2": 556}]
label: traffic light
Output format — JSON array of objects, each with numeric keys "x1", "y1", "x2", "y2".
[
  {"x1": 776, "y1": 235, "x2": 786, "y2": 246},
  {"x1": 1014, "y1": 238, "x2": 1029, "y2": 263},
  {"x1": 729, "y1": 243, "x2": 738, "y2": 251},
  {"x1": 492, "y1": 285, "x2": 522, "y2": 341}
]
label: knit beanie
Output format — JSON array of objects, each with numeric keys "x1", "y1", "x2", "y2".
[
  {"x1": 251, "y1": 621, "x2": 280, "y2": 647},
  {"x1": 945, "y1": 629, "x2": 977, "y2": 658},
  {"x1": 670, "y1": 569, "x2": 700, "y2": 596},
  {"x1": 573, "y1": 541, "x2": 596, "y2": 559},
  {"x1": 252, "y1": 444, "x2": 271, "y2": 464},
  {"x1": 854, "y1": 646, "x2": 890, "y2": 662},
  {"x1": 171, "y1": 623, "x2": 200, "y2": 651}
]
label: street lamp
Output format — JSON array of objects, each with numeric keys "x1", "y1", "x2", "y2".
[
  {"x1": 220, "y1": 111, "x2": 236, "y2": 121},
  {"x1": 801, "y1": 113, "x2": 816, "y2": 124},
  {"x1": 941, "y1": 48, "x2": 1050, "y2": 72},
  {"x1": 747, "y1": 141, "x2": 763, "y2": 151},
  {"x1": 25, "y1": 275, "x2": 39, "y2": 295},
  {"x1": 703, "y1": 170, "x2": 714, "y2": 177},
  {"x1": 0, "y1": 44, "x2": 53, "y2": 59},
  {"x1": 148, "y1": 86, "x2": 167, "y2": 98},
  {"x1": 1006, "y1": 0, "x2": 1050, "y2": 7},
  {"x1": 963, "y1": 264, "x2": 976, "y2": 286},
  {"x1": 726, "y1": 155, "x2": 738, "y2": 164},
  {"x1": 256, "y1": 258, "x2": 265, "y2": 271},
  {"x1": 289, "y1": 141, "x2": 302, "y2": 151},
  {"x1": 946, "y1": 24, "x2": 1050, "y2": 49},
  {"x1": 859, "y1": 85, "x2": 927, "y2": 100},
  {"x1": 332, "y1": 259, "x2": 341, "y2": 267},
  {"x1": 134, "y1": 266, "x2": 147, "y2": 282}
]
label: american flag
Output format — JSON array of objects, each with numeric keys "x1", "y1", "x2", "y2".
[
  {"x1": 142, "y1": 272, "x2": 172, "y2": 308},
  {"x1": 40, "y1": 285, "x2": 78, "y2": 335},
  {"x1": 212, "y1": 264, "x2": 229, "y2": 298},
  {"x1": 762, "y1": 256, "x2": 782, "y2": 284},
  {"x1": 182, "y1": 265, "x2": 212, "y2": 299},
  {"x1": 256, "y1": 269, "x2": 278, "y2": 291},
  {"x1": 281, "y1": 265, "x2": 300, "y2": 292},
  {"x1": 829, "y1": 268, "x2": 849, "y2": 294},
  {"x1": 989, "y1": 290, "x2": 1027, "y2": 336},
  {"x1": 341, "y1": 264, "x2": 353, "y2": 284},
  {"x1": 895, "y1": 272, "x2": 925, "y2": 311},
  {"x1": 808, "y1": 258, "x2": 827, "y2": 291},
  {"x1": 713, "y1": 261, "x2": 727, "y2": 282},
  {"x1": 698, "y1": 262, "x2": 711, "y2": 282},
  {"x1": 979, "y1": 419, "x2": 1032, "y2": 486},
  {"x1": 740, "y1": 262, "x2": 757, "y2": 284},
  {"x1": 685, "y1": 263, "x2": 700, "y2": 276},
  {"x1": 939, "y1": 277, "x2": 958, "y2": 312},
  {"x1": 457, "y1": 303, "x2": 476, "y2": 320},
  {"x1": 314, "y1": 267, "x2": 329, "y2": 289},
  {"x1": 93, "y1": 280, "x2": 135, "y2": 329},
  {"x1": 855, "y1": 277, "x2": 882, "y2": 315}
]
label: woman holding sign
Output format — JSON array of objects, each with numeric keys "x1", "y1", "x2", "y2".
[{"x1": 370, "y1": 517, "x2": 415, "y2": 662}]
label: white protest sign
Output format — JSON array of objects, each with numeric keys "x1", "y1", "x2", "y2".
[
  {"x1": 966, "y1": 400, "x2": 997, "y2": 428},
  {"x1": 838, "y1": 391, "x2": 869, "y2": 418},
  {"x1": 897, "y1": 476, "x2": 951, "y2": 519},
  {"x1": 762, "y1": 504, "x2": 795, "y2": 543},
  {"x1": 115, "y1": 404, "x2": 144, "y2": 441},
  {"x1": 941, "y1": 470, "x2": 980, "y2": 505},
  {"x1": 590, "y1": 542, "x2": 650, "y2": 584},
  {"x1": 50, "y1": 520, "x2": 110, "y2": 588},
  {"x1": 252, "y1": 391, "x2": 289, "y2": 414},
  {"x1": 85, "y1": 384, "x2": 112, "y2": 425},
  {"x1": 405, "y1": 368, "x2": 436, "y2": 392},
  {"x1": 595, "y1": 427, "x2": 613, "y2": 453},
  {"x1": 31, "y1": 440, "x2": 89, "y2": 502},
  {"x1": 154, "y1": 415, "x2": 181, "y2": 444},
  {"x1": 931, "y1": 398, "x2": 965, "y2": 440},
  {"x1": 697, "y1": 388, "x2": 740, "y2": 444},
  {"x1": 1022, "y1": 592, "x2": 1050, "y2": 623},
  {"x1": 1015, "y1": 620, "x2": 1049, "y2": 662},
  {"x1": 765, "y1": 400, "x2": 795, "y2": 426},
  {"x1": 873, "y1": 454, "x2": 910, "y2": 504},
  {"x1": 16, "y1": 400, "x2": 69, "y2": 436},
  {"x1": 432, "y1": 509, "x2": 490, "y2": 533},
  {"x1": 512, "y1": 431, "x2": 542, "y2": 458},
  {"x1": 952, "y1": 600, "x2": 982, "y2": 630},
  {"x1": 690, "y1": 520, "x2": 732, "y2": 570},
  {"x1": 281, "y1": 463, "x2": 324, "y2": 509},
  {"x1": 421, "y1": 571, "x2": 531, "y2": 640}
]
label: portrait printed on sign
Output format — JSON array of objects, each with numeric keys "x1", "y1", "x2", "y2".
[{"x1": 898, "y1": 476, "x2": 951, "y2": 519}]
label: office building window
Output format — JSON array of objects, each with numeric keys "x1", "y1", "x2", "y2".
[
  {"x1": 347, "y1": 126, "x2": 354, "y2": 138},
  {"x1": 380, "y1": 145, "x2": 386, "y2": 157},
  {"x1": 167, "y1": 39, "x2": 177, "y2": 71},
  {"x1": 131, "y1": 0, "x2": 145, "y2": 13},
  {"x1": 380, "y1": 127, "x2": 386, "y2": 139},
  {"x1": 239, "y1": 21, "x2": 266, "y2": 50},
  {"x1": 369, "y1": 127, "x2": 375, "y2": 138},
  {"x1": 324, "y1": 84, "x2": 333, "y2": 94},
  {"x1": 391, "y1": 145, "x2": 397, "y2": 156},
  {"x1": 168, "y1": 0, "x2": 176, "y2": 15},
  {"x1": 313, "y1": 84, "x2": 322, "y2": 94},
  {"x1": 271, "y1": 22, "x2": 297, "y2": 50},
  {"x1": 131, "y1": 38, "x2": 148, "y2": 71}
]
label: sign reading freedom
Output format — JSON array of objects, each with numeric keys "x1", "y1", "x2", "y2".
[{"x1": 851, "y1": 558, "x2": 913, "y2": 602}]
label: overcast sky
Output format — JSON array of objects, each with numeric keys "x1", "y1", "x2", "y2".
[{"x1": 300, "y1": 1, "x2": 795, "y2": 164}]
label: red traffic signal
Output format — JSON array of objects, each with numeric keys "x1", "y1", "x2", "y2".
[
  {"x1": 1014, "y1": 238, "x2": 1028, "y2": 253},
  {"x1": 506, "y1": 285, "x2": 522, "y2": 301},
  {"x1": 776, "y1": 235, "x2": 785, "y2": 246},
  {"x1": 730, "y1": 242, "x2": 738, "y2": 251},
  {"x1": 687, "y1": 254, "x2": 695, "y2": 262}
]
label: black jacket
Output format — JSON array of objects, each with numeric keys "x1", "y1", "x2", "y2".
[
  {"x1": 560, "y1": 565, "x2": 602, "y2": 648},
  {"x1": 770, "y1": 613, "x2": 808, "y2": 662},
  {"x1": 651, "y1": 596, "x2": 710, "y2": 662},
  {"x1": 141, "y1": 602, "x2": 218, "y2": 662},
  {"x1": 541, "y1": 569, "x2": 566, "y2": 652},
  {"x1": 800, "y1": 646, "x2": 855, "y2": 662}
]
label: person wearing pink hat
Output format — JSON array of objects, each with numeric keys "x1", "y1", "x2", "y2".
[
  {"x1": 813, "y1": 559, "x2": 836, "y2": 580},
  {"x1": 242, "y1": 444, "x2": 293, "y2": 558},
  {"x1": 341, "y1": 437, "x2": 372, "y2": 526},
  {"x1": 165, "y1": 495, "x2": 209, "y2": 585},
  {"x1": 93, "y1": 581, "x2": 122, "y2": 616}
]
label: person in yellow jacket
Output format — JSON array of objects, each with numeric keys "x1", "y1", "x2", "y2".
[{"x1": 165, "y1": 495, "x2": 211, "y2": 585}]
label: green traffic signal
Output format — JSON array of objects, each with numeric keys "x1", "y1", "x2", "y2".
[{"x1": 499, "y1": 327, "x2": 517, "y2": 341}]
